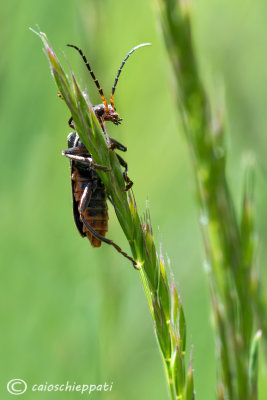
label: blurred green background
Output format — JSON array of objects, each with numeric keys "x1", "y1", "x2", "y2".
[{"x1": 0, "y1": 0, "x2": 267, "y2": 399}]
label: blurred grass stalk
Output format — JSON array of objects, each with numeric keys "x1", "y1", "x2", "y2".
[
  {"x1": 33, "y1": 29, "x2": 195, "y2": 400},
  {"x1": 158, "y1": 0, "x2": 262, "y2": 399}
]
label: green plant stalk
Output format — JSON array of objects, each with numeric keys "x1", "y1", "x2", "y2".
[
  {"x1": 158, "y1": 0, "x2": 261, "y2": 399},
  {"x1": 32, "y1": 29, "x2": 195, "y2": 400}
]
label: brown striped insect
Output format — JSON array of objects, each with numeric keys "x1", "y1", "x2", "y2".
[{"x1": 62, "y1": 43, "x2": 151, "y2": 267}]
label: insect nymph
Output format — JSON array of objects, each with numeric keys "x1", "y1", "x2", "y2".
[{"x1": 62, "y1": 43, "x2": 150, "y2": 267}]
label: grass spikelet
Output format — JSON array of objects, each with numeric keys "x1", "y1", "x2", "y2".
[
  {"x1": 157, "y1": 0, "x2": 264, "y2": 398},
  {"x1": 32, "y1": 28, "x2": 195, "y2": 400}
]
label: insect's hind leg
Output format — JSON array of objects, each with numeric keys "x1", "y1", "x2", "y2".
[
  {"x1": 79, "y1": 182, "x2": 138, "y2": 269},
  {"x1": 116, "y1": 153, "x2": 133, "y2": 191}
]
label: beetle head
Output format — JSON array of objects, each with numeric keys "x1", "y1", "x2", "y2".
[{"x1": 93, "y1": 104, "x2": 123, "y2": 126}]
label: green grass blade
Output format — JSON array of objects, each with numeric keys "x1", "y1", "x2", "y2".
[{"x1": 157, "y1": 0, "x2": 263, "y2": 399}]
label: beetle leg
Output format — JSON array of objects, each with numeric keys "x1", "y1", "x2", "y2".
[
  {"x1": 109, "y1": 138, "x2": 127, "y2": 152},
  {"x1": 79, "y1": 181, "x2": 96, "y2": 212},
  {"x1": 99, "y1": 116, "x2": 112, "y2": 148},
  {"x1": 62, "y1": 148, "x2": 110, "y2": 172},
  {"x1": 63, "y1": 145, "x2": 87, "y2": 155},
  {"x1": 68, "y1": 116, "x2": 75, "y2": 129},
  {"x1": 116, "y1": 153, "x2": 133, "y2": 191},
  {"x1": 65, "y1": 154, "x2": 110, "y2": 172},
  {"x1": 79, "y1": 182, "x2": 138, "y2": 269},
  {"x1": 107, "y1": 195, "x2": 115, "y2": 208}
]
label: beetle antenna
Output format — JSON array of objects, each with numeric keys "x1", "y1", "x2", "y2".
[
  {"x1": 110, "y1": 43, "x2": 151, "y2": 110},
  {"x1": 67, "y1": 44, "x2": 109, "y2": 111}
]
